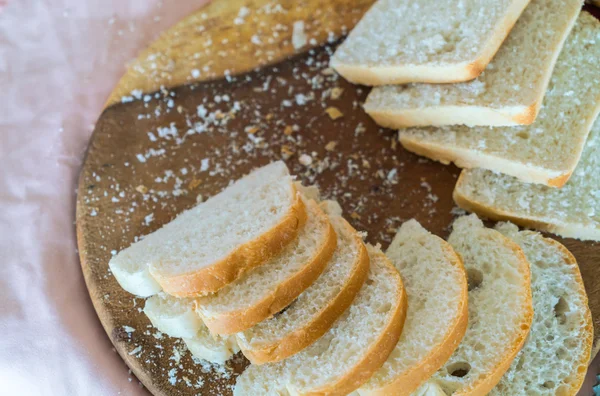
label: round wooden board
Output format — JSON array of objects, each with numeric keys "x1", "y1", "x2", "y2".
[{"x1": 76, "y1": 2, "x2": 600, "y2": 395}]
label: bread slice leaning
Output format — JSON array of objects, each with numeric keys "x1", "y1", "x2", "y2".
[
  {"x1": 234, "y1": 244, "x2": 408, "y2": 396},
  {"x1": 489, "y1": 223, "x2": 593, "y2": 396},
  {"x1": 143, "y1": 293, "x2": 239, "y2": 364},
  {"x1": 358, "y1": 220, "x2": 468, "y2": 396},
  {"x1": 236, "y1": 200, "x2": 370, "y2": 364},
  {"x1": 453, "y1": 117, "x2": 600, "y2": 241},
  {"x1": 330, "y1": 0, "x2": 530, "y2": 85},
  {"x1": 109, "y1": 161, "x2": 307, "y2": 297},
  {"x1": 398, "y1": 12, "x2": 600, "y2": 187},
  {"x1": 364, "y1": 0, "x2": 581, "y2": 128},
  {"x1": 196, "y1": 198, "x2": 336, "y2": 335},
  {"x1": 416, "y1": 214, "x2": 533, "y2": 396}
]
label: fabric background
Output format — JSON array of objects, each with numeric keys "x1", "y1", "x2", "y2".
[{"x1": 0, "y1": 0, "x2": 597, "y2": 395}]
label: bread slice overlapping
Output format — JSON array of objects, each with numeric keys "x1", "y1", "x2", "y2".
[
  {"x1": 143, "y1": 293, "x2": 239, "y2": 364},
  {"x1": 330, "y1": 0, "x2": 530, "y2": 85},
  {"x1": 453, "y1": 116, "x2": 600, "y2": 241},
  {"x1": 196, "y1": 198, "x2": 336, "y2": 335},
  {"x1": 417, "y1": 215, "x2": 532, "y2": 395},
  {"x1": 109, "y1": 161, "x2": 307, "y2": 297},
  {"x1": 237, "y1": 200, "x2": 369, "y2": 364},
  {"x1": 234, "y1": 245, "x2": 407, "y2": 396},
  {"x1": 398, "y1": 13, "x2": 600, "y2": 187},
  {"x1": 358, "y1": 220, "x2": 468, "y2": 396},
  {"x1": 364, "y1": 0, "x2": 581, "y2": 128},
  {"x1": 489, "y1": 223, "x2": 592, "y2": 396}
]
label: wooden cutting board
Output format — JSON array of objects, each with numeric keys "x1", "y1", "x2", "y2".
[{"x1": 76, "y1": 1, "x2": 600, "y2": 395}]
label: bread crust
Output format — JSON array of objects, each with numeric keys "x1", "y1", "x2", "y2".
[
  {"x1": 302, "y1": 250, "x2": 408, "y2": 396},
  {"x1": 365, "y1": 105, "x2": 532, "y2": 129},
  {"x1": 238, "y1": 218, "x2": 370, "y2": 364},
  {"x1": 399, "y1": 134, "x2": 568, "y2": 187},
  {"x1": 152, "y1": 187, "x2": 308, "y2": 297},
  {"x1": 197, "y1": 204, "x2": 337, "y2": 335},
  {"x1": 454, "y1": 229, "x2": 533, "y2": 396},
  {"x1": 360, "y1": 243, "x2": 469, "y2": 396},
  {"x1": 453, "y1": 172, "x2": 600, "y2": 241}
]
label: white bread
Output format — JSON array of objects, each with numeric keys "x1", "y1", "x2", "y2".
[
  {"x1": 417, "y1": 215, "x2": 532, "y2": 395},
  {"x1": 196, "y1": 198, "x2": 336, "y2": 335},
  {"x1": 234, "y1": 245, "x2": 408, "y2": 395},
  {"x1": 330, "y1": 0, "x2": 530, "y2": 85},
  {"x1": 143, "y1": 293, "x2": 203, "y2": 339},
  {"x1": 183, "y1": 327, "x2": 240, "y2": 365},
  {"x1": 365, "y1": 0, "x2": 581, "y2": 128},
  {"x1": 237, "y1": 201, "x2": 369, "y2": 364},
  {"x1": 358, "y1": 220, "x2": 468, "y2": 396},
  {"x1": 109, "y1": 161, "x2": 307, "y2": 297},
  {"x1": 489, "y1": 223, "x2": 593, "y2": 396},
  {"x1": 453, "y1": 117, "x2": 600, "y2": 241},
  {"x1": 143, "y1": 293, "x2": 239, "y2": 364},
  {"x1": 399, "y1": 13, "x2": 600, "y2": 187}
]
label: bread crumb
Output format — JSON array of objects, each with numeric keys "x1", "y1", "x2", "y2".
[
  {"x1": 299, "y1": 154, "x2": 313, "y2": 166},
  {"x1": 325, "y1": 141, "x2": 338, "y2": 152},
  {"x1": 136, "y1": 185, "x2": 148, "y2": 194},
  {"x1": 350, "y1": 212, "x2": 361, "y2": 220},
  {"x1": 283, "y1": 125, "x2": 294, "y2": 135},
  {"x1": 281, "y1": 145, "x2": 294, "y2": 158},
  {"x1": 188, "y1": 179, "x2": 202, "y2": 190},
  {"x1": 330, "y1": 87, "x2": 344, "y2": 100},
  {"x1": 245, "y1": 125, "x2": 259, "y2": 134},
  {"x1": 325, "y1": 107, "x2": 343, "y2": 120}
]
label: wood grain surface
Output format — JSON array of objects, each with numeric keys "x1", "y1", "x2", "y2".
[{"x1": 76, "y1": 1, "x2": 600, "y2": 395}]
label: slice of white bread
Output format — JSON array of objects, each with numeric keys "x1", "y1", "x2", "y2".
[
  {"x1": 183, "y1": 327, "x2": 240, "y2": 365},
  {"x1": 358, "y1": 220, "x2": 468, "y2": 396},
  {"x1": 143, "y1": 293, "x2": 239, "y2": 364},
  {"x1": 453, "y1": 117, "x2": 600, "y2": 241},
  {"x1": 399, "y1": 12, "x2": 600, "y2": 187},
  {"x1": 196, "y1": 198, "x2": 336, "y2": 335},
  {"x1": 364, "y1": 0, "x2": 581, "y2": 128},
  {"x1": 236, "y1": 200, "x2": 369, "y2": 364},
  {"x1": 109, "y1": 161, "x2": 307, "y2": 297},
  {"x1": 144, "y1": 292, "x2": 203, "y2": 338},
  {"x1": 234, "y1": 245, "x2": 408, "y2": 395},
  {"x1": 417, "y1": 214, "x2": 532, "y2": 395},
  {"x1": 489, "y1": 223, "x2": 593, "y2": 396},
  {"x1": 330, "y1": 0, "x2": 530, "y2": 85}
]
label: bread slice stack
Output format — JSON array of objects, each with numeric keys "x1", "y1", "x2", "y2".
[
  {"x1": 333, "y1": 0, "x2": 600, "y2": 241},
  {"x1": 108, "y1": 160, "x2": 592, "y2": 394},
  {"x1": 109, "y1": 161, "x2": 306, "y2": 297},
  {"x1": 364, "y1": 0, "x2": 581, "y2": 128}
]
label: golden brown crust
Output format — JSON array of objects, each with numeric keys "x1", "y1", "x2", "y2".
[
  {"x1": 455, "y1": 229, "x2": 534, "y2": 396},
  {"x1": 240, "y1": 219, "x2": 370, "y2": 364},
  {"x1": 198, "y1": 211, "x2": 338, "y2": 335},
  {"x1": 400, "y1": 135, "x2": 567, "y2": 187},
  {"x1": 152, "y1": 189, "x2": 308, "y2": 297},
  {"x1": 362, "y1": 244, "x2": 469, "y2": 396},
  {"x1": 547, "y1": 172, "x2": 571, "y2": 188},
  {"x1": 512, "y1": 101, "x2": 539, "y2": 125},
  {"x1": 306, "y1": 251, "x2": 409, "y2": 396}
]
